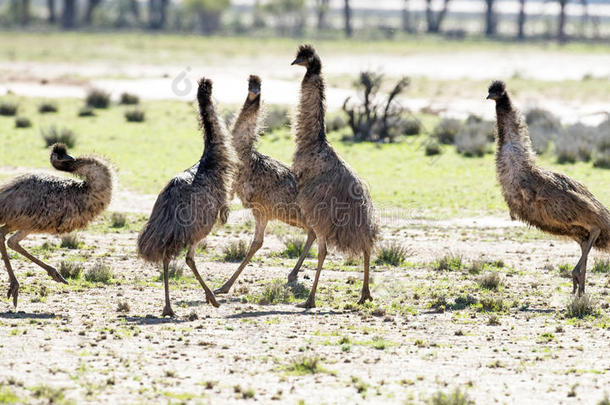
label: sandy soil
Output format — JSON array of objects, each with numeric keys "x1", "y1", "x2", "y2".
[{"x1": 0, "y1": 201, "x2": 609, "y2": 404}]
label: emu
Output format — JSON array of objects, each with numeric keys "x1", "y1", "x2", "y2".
[
  {"x1": 214, "y1": 75, "x2": 315, "y2": 294},
  {"x1": 0, "y1": 143, "x2": 113, "y2": 307},
  {"x1": 488, "y1": 80, "x2": 610, "y2": 295},
  {"x1": 291, "y1": 45, "x2": 379, "y2": 308},
  {"x1": 137, "y1": 77, "x2": 235, "y2": 317}
]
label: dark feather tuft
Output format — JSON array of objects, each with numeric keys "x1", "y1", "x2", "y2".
[
  {"x1": 197, "y1": 78, "x2": 213, "y2": 107},
  {"x1": 296, "y1": 44, "x2": 316, "y2": 59},
  {"x1": 51, "y1": 143, "x2": 68, "y2": 156},
  {"x1": 248, "y1": 75, "x2": 261, "y2": 94},
  {"x1": 488, "y1": 80, "x2": 506, "y2": 94}
]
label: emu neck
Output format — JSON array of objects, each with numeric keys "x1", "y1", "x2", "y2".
[
  {"x1": 494, "y1": 95, "x2": 535, "y2": 172},
  {"x1": 231, "y1": 98, "x2": 261, "y2": 161},
  {"x1": 495, "y1": 95, "x2": 525, "y2": 147},
  {"x1": 73, "y1": 158, "x2": 112, "y2": 193},
  {"x1": 196, "y1": 103, "x2": 233, "y2": 183},
  {"x1": 295, "y1": 72, "x2": 327, "y2": 150}
]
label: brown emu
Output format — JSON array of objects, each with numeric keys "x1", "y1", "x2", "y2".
[
  {"x1": 214, "y1": 75, "x2": 315, "y2": 294},
  {"x1": 137, "y1": 77, "x2": 235, "y2": 317},
  {"x1": 488, "y1": 80, "x2": 610, "y2": 295},
  {"x1": 291, "y1": 45, "x2": 379, "y2": 308},
  {"x1": 0, "y1": 143, "x2": 113, "y2": 307}
]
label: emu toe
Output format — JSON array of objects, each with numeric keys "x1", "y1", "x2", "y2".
[
  {"x1": 357, "y1": 290, "x2": 373, "y2": 305},
  {"x1": 161, "y1": 305, "x2": 175, "y2": 318},
  {"x1": 48, "y1": 268, "x2": 68, "y2": 284},
  {"x1": 297, "y1": 298, "x2": 315, "y2": 309},
  {"x1": 206, "y1": 292, "x2": 220, "y2": 308},
  {"x1": 213, "y1": 284, "x2": 230, "y2": 296},
  {"x1": 7, "y1": 280, "x2": 19, "y2": 308}
]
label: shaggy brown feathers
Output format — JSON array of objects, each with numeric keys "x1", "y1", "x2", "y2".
[
  {"x1": 215, "y1": 75, "x2": 315, "y2": 294},
  {"x1": 137, "y1": 77, "x2": 235, "y2": 316},
  {"x1": 0, "y1": 143, "x2": 113, "y2": 307},
  {"x1": 292, "y1": 45, "x2": 378, "y2": 308},
  {"x1": 489, "y1": 80, "x2": 610, "y2": 295}
]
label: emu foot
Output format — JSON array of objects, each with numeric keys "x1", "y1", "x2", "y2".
[
  {"x1": 47, "y1": 267, "x2": 68, "y2": 284},
  {"x1": 7, "y1": 280, "x2": 19, "y2": 308},
  {"x1": 297, "y1": 297, "x2": 316, "y2": 309},
  {"x1": 206, "y1": 292, "x2": 220, "y2": 308},
  {"x1": 357, "y1": 287, "x2": 373, "y2": 305},
  {"x1": 161, "y1": 305, "x2": 175, "y2": 318},
  {"x1": 571, "y1": 269, "x2": 581, "y2": 295},
  {"x1": 213, "y1": 283, "x2": 231, "y2": 296}
]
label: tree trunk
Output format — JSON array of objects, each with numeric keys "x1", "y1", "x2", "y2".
[
  {"x1": 48, "y1": 0, "x2": 56, "y2": 23},
  {"x1": 129, "y1": 0, "x2": 140, "y2": 21},
  {"x1": 517, "y1": 0, "x2": 526, "y2": 39},
  {"x1": 344, "y1": 0, "x2": 352, "y2": 37},
  {"x1": 557, "y1": 0, "x2": 567, "y2": 43},
  {"x1": 484, "y1": 0, "x2": 497, "y2": 37},
  {"x1": 317, "y1": 0, "x2": 329, "y2": 30},
  {"x1": 61, "y1": 0, "x2": 77, "y2": 29},
  {"x1": 84, "y1": 0, "x2": 101, "y2": 24},
  {"x1": 426, "y1": 0, "x2": 451, "y2": 33},
  {"x1": 402, "y1": 0, "x2": 413, "y2": 33},
  {"x1": 20, "y1": 0, "x2": 30, "y2": 25},
  {"x1": 148, "y1": 0, "x2": 168, "y2": 30}
]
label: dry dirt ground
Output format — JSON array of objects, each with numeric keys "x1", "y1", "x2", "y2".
[{"x1": 0, "y1": 201, "x2": 609, "y2": 404}]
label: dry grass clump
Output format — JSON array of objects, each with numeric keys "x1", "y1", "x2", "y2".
[{"x1": 222, "y1": 240, "x2": 248, "y2": 262}]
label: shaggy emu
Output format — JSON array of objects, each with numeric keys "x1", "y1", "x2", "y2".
[
  {"x1": 137, "y1": 77, "x2": 235, "y2": 317},
  {"x1": 215, "y1": 75, "x2": 315, "y2": 294},
  {"x1": 291, "y1": 45, "x2": 379, "y2": 308},
  {"x1": 0, "y1": 143, "x2": 113, "y2": 307},
  {"x1": 488, "y1": 80, "x2": 610, "y2": 295}
]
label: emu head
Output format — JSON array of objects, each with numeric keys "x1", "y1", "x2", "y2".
[
  {"x1": 487, "y1": 80, "x2": 507, "y2": 101},
  {"x1": 291, "y1": 44, "x2": 321, "y2": 74},
  {"x1": 248, "y1": 75, "x2": 261, "y2": 101},
  {"x1": 50, "y1": 143, "x2": 76, "y2": 172}
]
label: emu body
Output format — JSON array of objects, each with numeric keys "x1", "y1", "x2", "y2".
[
  {"x1": 137, "y1": 78, "x2": 235, "y2": 317},
  {"x1": 291, "y1": 45, "x2": 379, "y2": 308},
  {"x1": 215, "y1": 75, "x2": 315, "y2": 295},
  {"x1": 488, "y1": 80, "x2": 610, "y2": 295},
  {"x1": 0, "y1": 144, "x2": 113, "y2": 307}
]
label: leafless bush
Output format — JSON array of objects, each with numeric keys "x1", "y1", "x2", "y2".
[
  {"x1": 343, "y1": 71, "x2": 410, "y2": 142},
  {"x1": 555, "y1": 123, "x2": 596, "y2": 164}
]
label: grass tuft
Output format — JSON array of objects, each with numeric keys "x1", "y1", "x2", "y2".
[
  {"x1": 478, "y1": 272, "x2": 502, "y2": 290},
  {"x1": 119, "y1": 92, "x2": 140, "y2": 105},
  {"x1": 281, "y1": 236, "x2": 314, "y2": 259},
  {"x1": 592, "y1": 258, "x2": 610, "y2": 273},
  {"x1": 110, "y1": 212, "x2": 127, "y2": 228},
  {"x1": 427, "y1": 388, "x2": 474, "y2": 405},
  {"x1": 117, "y1": 301, "x2": 130, "y2": 313},
  {"x1": 376, "y1": 242, "x2": 410, "y2": 266},
  {"x1": 86, "y1": 88, "x2": 111, "y2": 108},
  {"x1": 77, "y1": 106, "x2": 95, "y2": 117},
  {"x1": 565, "y1": 294, "x2": 597, "y2": 318},
  {"x1": 41, "y1": 126, "x2": 76, "y2": 148},
  {"x1": 59, "y1": 261, "x2": 83, "y2": 280},
  {"x1": 38, "y1": 102, "x2": 58, "y2": 113},
  {"x1": 60, "y1": 234, "x2": 82, "y2": 249},
  {"x1": 222, "y1": 240, "x2": 248, "y2": 262},
  {"x1": 125, "y1": 108, "x2": 145, "y2": 122},
  {"x1": 85, "y1": 262, "x2": 113, "y2": 283},
  {"x1": 286, "y1": 356, "x2": 323, "y2": 375},
  {"x1": 0, "y1": 101, "x2": 18, "y2": 116},
  {"x1": 15, "y1": 116, "x2": 32, "y2": 128},
  {"x1": 158, "y1": 261, "x2": 184, "y2": 280},
  {"x1": 433, "y1": 254, "x2": 463, "y2": 271},
  {"x1": 258, "y1": 279, "x2": 309, "y2": 305}
]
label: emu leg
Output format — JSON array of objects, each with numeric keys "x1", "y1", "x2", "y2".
[
  {"x1": 161, "y1": 257, "x2": 175, "y2": 317},
  {"x1": 0, "y1": 226, "x2": 19, "y2": 307},
  {"x1": 572, "y1": 228, "x2": 600, "y2": 295},
  {"x1": 7, "y1": 231, "x2": 67, "y2": 284},
  {"x1": 357, "y1": 250, "x2": 373, "y2": 304},
  {"x1": 297, "y1": 236, "x2": 326, "y2": 309},
  {"x1": 287, "y1": 230, "x2": 316, "y2": 283},
  {"x1": 186, "y1": 245, "x2": 219, "y2": 308},
  {"x1": 214, "y1": 217, "x2": 267, "y2": 295}
]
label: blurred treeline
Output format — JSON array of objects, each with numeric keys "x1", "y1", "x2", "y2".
[{"x1": 0, "y1": 0, "x2": 607, "y2": 43}]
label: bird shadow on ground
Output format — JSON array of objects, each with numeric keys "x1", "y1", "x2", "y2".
[
  {"x1": 226, "y1": 308, "x2": 344, "y2": 319},
  {"x1": 518, "y1": 307, "x2": 556, "y2": 314},
  {"x1": 122, "y1": 315, "x2": 186, "y2": 325},
  {"x1": 0, "y1": 311, "x2": 61, "y2": 320}
]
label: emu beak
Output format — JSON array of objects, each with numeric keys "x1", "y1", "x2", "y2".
[
  {"x1": 486, "y1": 94, "x2": 492, "y2": 100},
  {"x1": 64, "y1": 154, "x2": 76, "y2": 162},
  {"x1": 291, "y1": 58, "x2": 304, "y2": 66}
]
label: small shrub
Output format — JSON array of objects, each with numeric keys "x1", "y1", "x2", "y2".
[
  {"x1": 59, "y1": 261, "x2": 83, "y2": 280},
  {"x1": 480, "y1": 296, "x2": 505, "y2": 312},
  {"x1": 0, "y1": 101, "x2": 18, "y2": 116},
  {"x1": 158, "y1": 261, "x2": 184, "y2": 280},
  {"x1": 125, "y1": 109, "x2": 145, "y2": 122},
  {"x1": 525, "y1": 108, "x2": 562, "y2": 132},
  {"x1": 402, "y1": 118, "x2": 421, "y2": 136},
  {"x1": 15, "y1": 116, "x2": 31, "y2": 128},
  {"x1": 376, "y1": 242, "x2": 410, "y2": 266},
  {"x1": 327, "y1": 114, "x2": 347, "y2": 132},
  {"x1": 478, "y1": 272, "x2": 502, "y2": 290},
  {"x1": 558, "y1": 263, "x2": 572, "y2": 278},
  {"x1": 86, "y1": 88, "x2": 111, "y2": 109},
  {"x1": 432, "y1": 118, "x2": 461, "y2": 144},
  {"x1": 556, "y1": 124, "x2": 596, "y2": 164},
  {"x1": 286, "y1": 356, "x2": 322, "y2": 375},
  {"x1": 41, "y1": 126, "x2": 76, "y2": 148},
  {"x1": 281, "y1": 236, "x2": 314, "y2": 259},
  {"x1": 259, "y1": 279, "x2": 292, "y2": 305},
  {"x1": 84, "y1": 262, "x2": 113, "y2": 283},
  {"x1": 117, "y1": 301, "x2": 130, "y2": 313},
  {"x1": 593, "y1": 153, "x2": 610, "y2": 169},
  {"x1": 38, "y1": 102, "x2": 58, "y2": 113},
  {"x1": 592, "y1": 258, "x2": 610, "y2": 273},
  {"x1": 427, "y1": 388, "x2": 474, "y2": 405},
  {"x1": 119, "y1": 92, "x2": 139, "y2": 105},
  {"x1": 222, "y1": 240, "x2": 248, "y2": 262},
  {"x1": 487, "y1": 314, "x2": 501, "y2": 326},
  {"x1": 565, "y1": 294, "x2": 596, "y2": 318},
  {"x1": 434, "y1": 254, "x2": 463, "y2": 271},
  {"x1": 455, "y1": 121, "x2": 491, "y2": 157},
  {"x1": 110, "y1": 212, "x2": 127, "y2": 228},
  {"x1": 425, "y1": 140, "x2": 441, "y2": 156},
  {"x1": 264, "y1": 105, "x2": 290, "y2": 132},
  {"x1": 77, "y1": 106, "x2": 95, "y2": 117},
  {"x1": 60, "y1": 234, "x2": 82, "y2": 249}
]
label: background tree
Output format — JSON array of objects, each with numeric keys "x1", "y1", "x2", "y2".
[
  {"x1": 484, "y1": 0, "x2": 497, "y2": 37},
  {"x1": 184, "y1": 0, "x2": 230, "y2": 34},
  {"x1": 426, "y1": 0, "x2": 452, "y2": 33},
  {"x1": 47, "y1": 0, "x2": 56, "y2": 23},
  {"x1": 264, "y1": 0, "x2": 306, "y2": 37},
  {"x1": 402, "y1": 0, "x2": 414, "y2": 33},
  {"x1": 316, "y1": 0, "x2": 329, "y2": 30},
  {"x1": 344, "y1": 0, "x2": 352, "y2": 37},
  {"x1": 557, "y1": 0, "x2": 568, "y2": 43},
  {"x1": 517, "y1": 0, "x2": 526, "y2": 39},
  {"x1": 61, "y1": 0, "x2": 77, "y2": 28},
  {"x1": 148, "y1": 0, "x2": 169, "y2": 29},
  {"x1": 84, "y1": 0, "x2": 102, "y2": 25}
]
